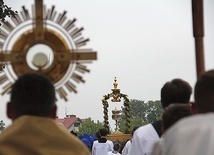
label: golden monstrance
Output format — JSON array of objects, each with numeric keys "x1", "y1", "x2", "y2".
[{"x1": 0, "y1": 0, "x2": 97, "y2": 101}]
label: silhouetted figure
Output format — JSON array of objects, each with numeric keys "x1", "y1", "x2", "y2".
[
  {"x1": 0, "y1": 73, "x2": 91, "y2": 155},
  {"x1": 150, "y1": 103, "x2": 191, "y2": 155},
  {"x1": 160, "y1": 70, "x2": 214, "y2": 155},
  {"x1": 92, "y1": 128, "x2": 113, "y2": 155},
  {"x1": 130, "y1": 79, "x2": 192, "y2": 155},
  {"x1": 107, "y1": 142, "x2": 121, "y2": 155}
]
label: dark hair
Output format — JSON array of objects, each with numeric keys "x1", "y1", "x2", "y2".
[
  {"x1": 161, "y1": 79, "x2": 192, "y2": 109},
  {"x1": 131, "y1": 126, "x2": 139, "y2": 136},
  {"x1": 194, "y1": 70, "x2": 214, "y2": 113},
  {"x1": 10, "y1": 73, "x2": 56, "y2": 118},
  {"x1": 95, "y1": 130, "x2": 101, "y2": 139},
  {"x1": 113, "y1": 142, "x2": 121, "y2": 152},
  {"x1": 99, "y1": 128, "x2": 108, "y2": 136},
  {"x1": 162, "y1": 104, "x2": 191, "y2": 131}
]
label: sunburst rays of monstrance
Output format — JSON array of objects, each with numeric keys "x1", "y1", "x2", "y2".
[{"x1": 0, "y1": 0, "x2": 97, "y2": 101}]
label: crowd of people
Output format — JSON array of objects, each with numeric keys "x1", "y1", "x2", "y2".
[{"x1": 1, "y1": 69, "x2": 214, "y2": 155}]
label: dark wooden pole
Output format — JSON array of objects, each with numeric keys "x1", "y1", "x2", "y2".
[{"x1": 192, "y1": 0, "x2": 205, "y2": 78}]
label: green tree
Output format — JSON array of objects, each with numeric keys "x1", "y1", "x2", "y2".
[
  {"x1": 0, "y1": 120, "x2": 5, "y2": 131},
  {"x1": 77, "y1": 118, "x2": 103, "y2": 136},
  {"x1": 119, "y1": 99, "x2": 164, "y2": 133},
  {"x1": 146, "y1": 100, "x2": 164, "y2": 123},
  {"x1": 119, "y1": 116, "x2": 145, "y2": 133}
]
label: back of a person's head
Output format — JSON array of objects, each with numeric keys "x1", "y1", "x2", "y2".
[
  {"x1": 194, "y1": 70, "x2": 214, "y2": 113},
  {"x1": 99, "y1": 128, "x2": 108, "y2": 137},
  {"x1": 10, "y1": 73, "x2": 56, "y2": 119},
  {"x1": 161, "y1": 78, "x2": 192, "y2": 109},
  {"x1": 96, "y1": 130, "x2": 101, "y2": 139},
  {"x1": 113, "y1": 142, "x2": 121, "y2": 152},
  {"x1": 131, "y1": 126, "x2": 139, "y2": 136},
  {"x1": 162, "y1": 104, "x2": 191, "y2": 131}
]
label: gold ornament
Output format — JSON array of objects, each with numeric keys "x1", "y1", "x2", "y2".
[
  {"x1": 0, "y1": 0, "x2": 97, "y2": 101},
  {"x1": 101, "y1": 77, "x2": 130, "y2": 134}
]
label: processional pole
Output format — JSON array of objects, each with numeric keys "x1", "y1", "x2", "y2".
[{"x1": 192, "y1": 0, "x2": 205, "y2": 78}]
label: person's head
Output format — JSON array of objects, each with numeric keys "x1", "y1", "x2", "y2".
[
  {"x1": 7, "y1": 73, "x2": 57, "y2": 120},
  {"x1": 131, "y1": 126, "x2": 139, "y2": 137},
  {"x1": 161, "y1": 78, "x2": 192, "y2": 109},
  {"x1": 194, "y1": 70, "x2": 214, "y2": 113},
  {"x1": 162, "y1": 104, "x2": 191, "y2": 133},
  {"x1": 99, "y1": 128, "x2": 108, "y2": 137},
  {"x1": 95, "y1": 130, "x2": 101, "y2": 139},
  {"x1": 113, "y1": 142, "x2": 121, "y2": 152}
]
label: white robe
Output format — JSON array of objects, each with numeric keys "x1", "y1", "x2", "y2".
[
  {"x1": 107, "y1": 151, "x2": 121, "y2": 155},
  {"x1": 92, "y1": 139, "x2": 113, "y2": 155},
  {"x1": 129, "y1": 123, "x2": 160, "y2": 155},
  {"x1": 150, "y1": 137, "x2": 164, "y2": 155},
  {"x1": 162, "y1": 113, "x2": 214, "y2": 155},
  {"x1": 122, "y1": 140, "x2": 131, "y2": 155}
]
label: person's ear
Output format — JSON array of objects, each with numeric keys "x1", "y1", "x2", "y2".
[
  {"x1": 50, "y1": 104, "x2": 57, "y2": 119},
  {"x1": 189, "y1": 102, "x2": 197, "y2": 115},
  {"x1": 7, "y1": 102, "x2": 13, "y2": 119}
]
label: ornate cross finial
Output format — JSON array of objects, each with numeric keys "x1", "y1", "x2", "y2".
[
  {"x1": 111, "y1": 77, "x2": 121, "y2": 102},
  {"x1": 113, "y1": 77, "x2": 118, "y2": 89}
]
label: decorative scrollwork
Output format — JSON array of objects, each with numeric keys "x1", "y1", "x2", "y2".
[
  {"x1": 121, "y1": 94, "x2": 130, "y2": 134},
  {"x1": 102, "y1": 96, "x2": 110, "y2": 131}
]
